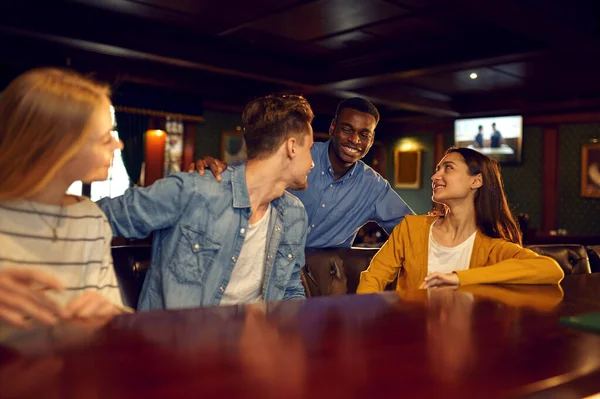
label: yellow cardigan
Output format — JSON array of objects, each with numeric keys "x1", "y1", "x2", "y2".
[{"x1": 357, "y1": 215, "x2": 565, "y2": 293}]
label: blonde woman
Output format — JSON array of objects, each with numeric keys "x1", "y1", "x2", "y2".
[
  {"x1": 0, "y1": 68, "x2": 127, "y2": 329},
  {"x1": 357, "y1": 147, "x2": 564, "y2": 293}
]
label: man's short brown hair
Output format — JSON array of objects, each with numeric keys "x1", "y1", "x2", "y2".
[{"x1": 242, "y1": 94, "x2": 314, "y2": 160}]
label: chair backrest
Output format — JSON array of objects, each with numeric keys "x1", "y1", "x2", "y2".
[
  {"x1": 527, "y1": 244, "x2": 591, "y2": 275},
  {"x1": 586, "y1": 245, "x2": 600, "y2": 273},
  {"x1": 302, "y1": 247, "x2": 382, "y2": 296},
  {"x1": 111, "y1": 245, "x2": 152, "y2": 309}
]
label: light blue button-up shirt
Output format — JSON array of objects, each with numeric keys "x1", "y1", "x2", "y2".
[
  {"x1": 98, "y1": 163, "x2": 307, "y2": 310},
  {"x1": 288, "y1": 140, "x2": 414, "y2": 248}
]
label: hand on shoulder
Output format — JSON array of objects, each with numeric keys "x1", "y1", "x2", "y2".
[{"x1": 187, "y1": 156, "x2": 228, "y2": 182}]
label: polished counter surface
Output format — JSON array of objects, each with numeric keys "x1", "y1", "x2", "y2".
[{"x1": 2, "y1": 275, "x2": 600, "y2": 398}]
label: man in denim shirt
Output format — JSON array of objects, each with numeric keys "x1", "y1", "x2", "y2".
[
  {"x1": 197, "y1": 98, "x2": 414, "y2": 248},
  {"x1": 99, "y1": 95, "x2": 315, "y2": 310}
]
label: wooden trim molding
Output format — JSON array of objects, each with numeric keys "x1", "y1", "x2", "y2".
[
  {"x1": 541, "y1": 127, "x2": 559, "y2": 232},
  {"x1": 434, "y1": 132, "x2": 445, "y2": 166},
  {"x1": 525, "y1": 111, "x2": 600, "y2": 125},
  {"x1": 114, "y1": 106, "x2": 205, "y2": 123}
]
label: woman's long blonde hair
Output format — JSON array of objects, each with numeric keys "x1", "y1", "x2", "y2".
[{"x1": 0, "y1": 67, "x2": 110, "y2": 200}]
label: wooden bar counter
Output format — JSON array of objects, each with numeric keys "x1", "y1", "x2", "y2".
[{"x1": 2, "y1": 275, "x2": 600, "y2": 398}]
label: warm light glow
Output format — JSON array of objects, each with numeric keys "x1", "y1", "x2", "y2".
[
  {"x1": 148, "y1": 129, "x2": 166, "y2": 137},
  {"x1": 396, "y1": 138, "x2": 420, "y2": 152},
  {"x1": 469, "y1": 72, "x2": 478, "y2": 80}
]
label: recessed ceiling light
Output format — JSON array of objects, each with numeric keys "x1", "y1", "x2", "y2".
[{"x1": 470, "y1": 72, "x2": 478, "y2": 80}]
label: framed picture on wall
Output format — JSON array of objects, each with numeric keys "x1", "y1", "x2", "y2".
[
  {"x1": 394, "y1": 149, "x2": 422, "y2": 189},
  {"x1": 581, "y1": 143, "x2": 600, "y2": 198},
  {"x1": 221, "y1": 131, "x2": 247, "y2": 164}
]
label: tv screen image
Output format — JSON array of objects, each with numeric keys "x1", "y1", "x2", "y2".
[{"x1": 454, "y1": 115, "x2": 523, "y2": 163}]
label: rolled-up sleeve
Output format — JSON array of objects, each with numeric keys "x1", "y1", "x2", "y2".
[{"x1": 97, "y1": 173, "x2": 191, "y2": 239}]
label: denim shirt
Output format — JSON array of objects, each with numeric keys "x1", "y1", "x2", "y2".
[
  {"x1": 98, "y1": 163, "x2": 307, "y2": 310},
  {"x1": 288, "y1": 140, "x2": 414, "y2": 248}
]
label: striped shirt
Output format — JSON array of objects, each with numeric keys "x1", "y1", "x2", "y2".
[{"x1": 0, "y1": 198, "x2": 124, "y2": 308}]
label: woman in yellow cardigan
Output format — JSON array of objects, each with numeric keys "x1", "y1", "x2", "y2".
[{"x1": 357, "y1": 147, "x2": 564, "y2": 293}]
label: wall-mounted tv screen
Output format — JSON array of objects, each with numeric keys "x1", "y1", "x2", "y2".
[{"x1": 454, "y1": 115, "x2": 523, "y2": 163}]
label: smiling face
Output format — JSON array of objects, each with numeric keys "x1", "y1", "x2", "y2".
[
  {"x1": 329, "y1": 108, "x2": 376, "y2": 169},
  {"x1": 431, "y1": 152, "x2": 482, "y2": 205}
]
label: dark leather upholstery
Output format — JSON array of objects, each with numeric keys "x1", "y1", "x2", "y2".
[
  {"x1": 586, "y1": 245, "x2": 600, "y2": 273},
  {"x1": 303, "y1": 247, "x2": 391, "y2": 296},
  {"x1": 111, "y1": 245, "x2": 152, "y2": 309},
  {"x1": 110, "y1": 243, "x2": 595, "y2": 304},
  {"x1": 303, "y1": 244, "x2": 594, "y2": 297},
  {"x1": 527, "y1": 244, "x2": 591, "y2": 275}
]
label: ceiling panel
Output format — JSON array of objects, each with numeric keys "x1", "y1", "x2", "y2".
[
  {"x1": 248, "y1": 0, "x2": 409, "y2": 41},
  {"x1": 68, "y1": 0, "x2": 302, "y2": 35},
  {"x1": 386, "y1": 0, "x2": 451, "y2": 9},
  {"x1": 224, "y1": 28, "x2": 329, "y2": 58},
  {"x1": 405, "y1": 67, "x2": 524, "y2": 95},
  {"x1": 314, "y1": 30, "x2": 379, "y2": 50},
  {"x1": 363, "y1": 13, "x2": 457, "y2": 43},
  {"x1": 3, "y1": 0, "x2": 600, "y2": 118}
]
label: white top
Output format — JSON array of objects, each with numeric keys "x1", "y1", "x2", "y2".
[
  {"x1": 0, "y1": 198, "x2": 124, "y2": 308},
  {"x1": 427, "y1": 220, "x2": 477, "y2": 275},
  {"x1": 220, "y1": 204, "x2": 271, "y2": 305}
]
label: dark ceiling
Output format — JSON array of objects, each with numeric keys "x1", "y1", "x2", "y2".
[{"x1": 1, "y1": 0, "x2": 600, "y2": 125}]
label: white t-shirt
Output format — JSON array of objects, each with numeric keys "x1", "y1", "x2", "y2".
[
  {"x1": 220, "y1": 205, "x2": 271, "y2": 305},
  {"x1": 427, "y1": 220, "x2": 477, "y2": 275}
]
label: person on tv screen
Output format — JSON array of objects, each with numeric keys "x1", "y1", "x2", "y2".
[
  {"x1": 474, "y1": 125, "x2": 483, "y2": 148},
  {"x1": 490, "y1": 123, "x2": 502, "y2": 148}
]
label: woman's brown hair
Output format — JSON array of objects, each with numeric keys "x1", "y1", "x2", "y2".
[
  {"x1": 0, "y1": 67, "x2": 110, "y2": 200},
  {"x1": 445, "y1": 147, "x2": 522, "y2": 245}
]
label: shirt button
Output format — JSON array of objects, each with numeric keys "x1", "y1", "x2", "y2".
[
  {"x1": 232, "y1": 256, "x2": 237, "y2": 262},
  {"x1": 240, "y1": 228, "x2": 245, "y2": 234},
  {"x1": 193, "y1": 244, "x2": 200, "y2": 250},
  {"x1": 219, "y1": 286, "x2": 225, "y2": 292},
  {"x1": 321, "y1": 204, "x2": 326, "y2": 208},
  {"x1": 330, "y1": 184, "x2": 333, "y2": 188},
  {"x1": 275, "y1": 227, "x2": 281, "y2": 232},
  {"x1": 288, "y1": 254, "x2": 293, "y2": 259},
  {"x1": 321, "y1": 171, "x2": 324, "y2": 175},
  {"x1": 311, "y1": 224, "x2": 315, "y2": 228},
  {"x1": 267, "y1": 255, "x2": 272, "y2": 259}
]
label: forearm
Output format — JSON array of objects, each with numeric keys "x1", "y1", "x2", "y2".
[
  {"x1": 357, "y1": 223, "x2": 405, "y2": 293},
  {"x1": 99, "y1": 196, "x2": 153, "y2": 239},
  {"x1": 357, "y1": 264, "x2": 399, "y2": 293},
  {"x1": 284, "y1": 278, "x2": 306, "y2": 299},
  {"x1": 356, "y1": 250, "x2": 401, "y2": 294},
  {"x1": 455, "y1": 256, "x2": 564, "y2": 286},
  {"x1": 284, "y1": 245, "x2": 307, "y2": 299},
  {"x1": 97, "y1": 174, "x2": 188, "y2": 238}
]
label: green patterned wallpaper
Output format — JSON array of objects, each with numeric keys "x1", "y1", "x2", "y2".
[
  {"x1": 557, "y1": 124, "x2": 600, "y2": 235},
  {"x1": 194, "y1": 110, "x2": 242, "y2": 159},
  {"x1": 500, "y1": 127, "x2": 543, "y2": 229},
  {"x1": 386, "y1": 133, "x2": 436, "y2": 215}
]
